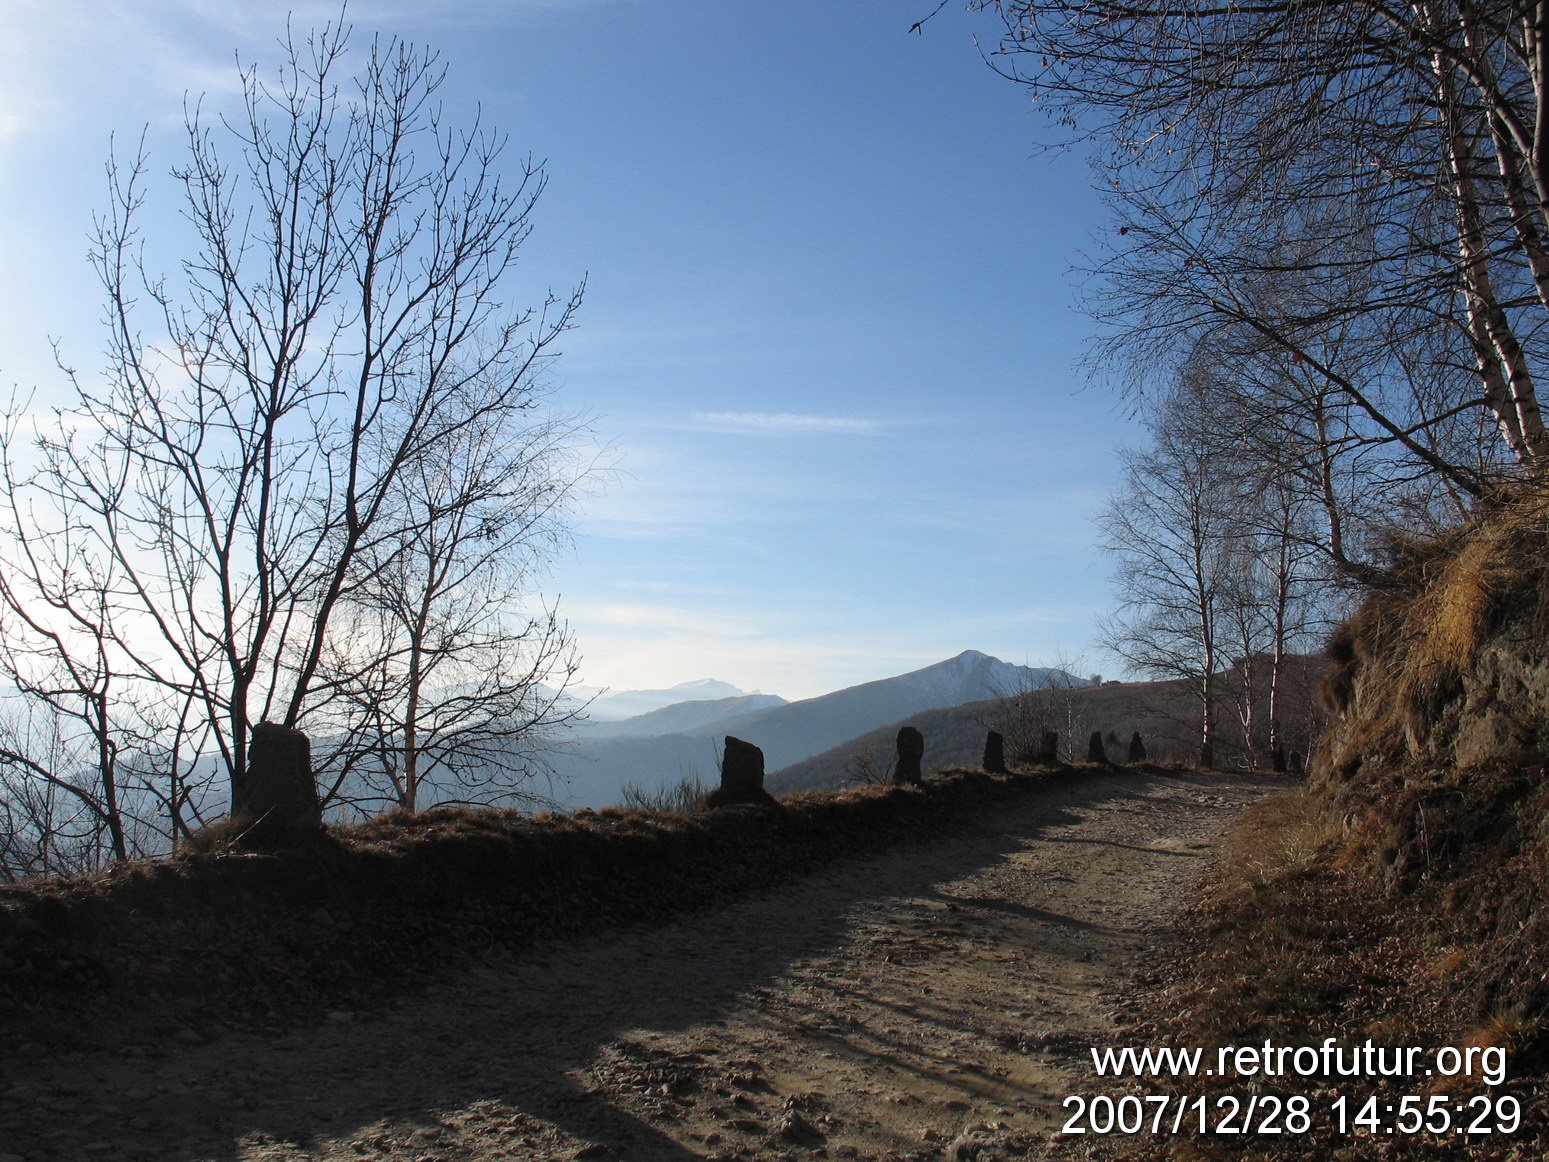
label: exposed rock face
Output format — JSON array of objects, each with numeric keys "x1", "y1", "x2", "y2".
[
  {"x1": 231, "y1": 723, "x2": 322, "y2": 848},
  {"x1": 1314, "y1": 501, "x2": 1549, "y2": 787},
  {"x1": 1086, "y1": 731, "x2": 1107, "y2": 764},
  {"x1": 1309, "y1": 495, "x2": 1549, "y2": 1028},
  {"x1": 706, "y1": 736, "x2": 777, "y2": 807},
  {"x1": 982, "y1": 730, "x2": 1007, "y2": 774},
  {"x1": 893, "y1": 727, "x2": 924, "y2": 785},
  {"x1": 1127, "y1": 732, "x2": 1147, "y2": 763}
]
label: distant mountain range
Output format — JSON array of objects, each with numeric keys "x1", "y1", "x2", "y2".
[
  {"x1": 546, "y1": 651, "x2": 1083, "y2": 808},
  {"x1": 766, "y1": 652, "x2": 1332, "y2": 795},
  {"x1": 570, "y1": 678, "x2": 764, "y2": 722},
  {"x1": 575, "y1": 693, "x2": 789, "y2": 740}
]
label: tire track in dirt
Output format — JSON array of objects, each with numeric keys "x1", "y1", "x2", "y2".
[{"x1": 0, "y1": 769, "x2": 1281, "y2": 1162}]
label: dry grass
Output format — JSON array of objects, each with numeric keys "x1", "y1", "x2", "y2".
[
  {"x1": 1128, "y1": 790, "x2": 1549, "y2": 1157},
  {"x1": 1128, "y1": 490, "x2": 1549, "y2": 1156},
  {"x1": 1157, "y1": 793, "x2": 1365, "y2": 1053},
  {"x1": 1316, "y1": 490, "x2": 1549, "y2": 780},
  {"x1": 0, "y1": 764, "x2": 1079, "y2": 1050},
  {"x1": 617, "y1": 776, "x2": 711, "y2": 814},
  {"x1": 1215, "y1": 788, "x2": 1337, "y2": 892},
  {"x1": 1420, "y1": 945, "x2": 1469, "y2": 982},
  {"x1": 1472, "y1": 1009, "x2": 1536, "y2": 1056}
]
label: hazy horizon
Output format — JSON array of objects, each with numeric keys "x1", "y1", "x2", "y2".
[{"x1": 1, "y1": 1, "x2": 1120, "y2": 705}]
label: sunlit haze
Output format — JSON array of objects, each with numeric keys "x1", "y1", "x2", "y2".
[{"x1": 0, "y1": 0, "x2": 1120, "y2": 700}]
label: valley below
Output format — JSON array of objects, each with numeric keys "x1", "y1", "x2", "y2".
[{"x1": 0, "y1": 769, "x2": 1279, "y2": 1162}]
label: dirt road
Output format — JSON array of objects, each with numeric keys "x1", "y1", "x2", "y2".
[{"x1": 0, "y1": 769, "x2": 1281, "y2": 1162}]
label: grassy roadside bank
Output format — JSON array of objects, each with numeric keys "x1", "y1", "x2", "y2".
[
  {"x1": 0, "y1": 762, "x2": 1130, "y2": 1053},
  {"x1": 1102, "y1": 782, "x2": 1549, "y2": 1161}
]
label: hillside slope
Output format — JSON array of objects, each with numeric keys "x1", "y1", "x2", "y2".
[
  {"x1": 546, "y1": 651, "x2": 1081, "y2": 807},
  {"x1": 573, "y1": 693, "x2": 788, "y2": 740},
  {"x1": 768, "y1": 656, "x2": 1327, "y2": 795},
  {"x1": 572, "y1": 679, "x2": 756, "y2": 722},
  {"x1": 1311, "y1": 497, "x2": 1549, "y2": 1030},
  {"x1": 680, "y1": 649, "x2": 1082, "y2": 773},
  {"x1": 1126, "y1": 494, "x2": 1549, "y2": 1158}
]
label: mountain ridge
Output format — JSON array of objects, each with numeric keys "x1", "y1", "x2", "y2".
[
  {"x1": 574, "y1": 693, "x2": 789, "y2": 741},
  {"x1": 568, "y1": 678, "x2": 759, "y2": 722},
  {"x1": 547, "y1": 651, "x2": 1084, "y2": 807}
]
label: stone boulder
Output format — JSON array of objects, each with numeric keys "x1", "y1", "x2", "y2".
[
  {"x1": 230, "y1": 722, "x2": 323, "y2": 848},
  {"x1": 1086, "y1": 731, "x2": 1108, "y2": 764},
  {"x1": 982, "y1": 730, "x2": 1007, "y2": 774},
  {"x1": 893, "y1": 727, "x2": 925, "y2": 785},
  {"x1": 706, "y1": 736, "x2": 777, "y2": 807}
]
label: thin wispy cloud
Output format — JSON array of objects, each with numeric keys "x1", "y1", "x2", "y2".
[
  {"x1": 609, "y1": 580, "x2": 743, "y2": 598},
  {"x1": 691, "y1": 411, "x2": 885, "y2": 436},
  {"x1": 1, "y1": 0, "x2": 621, "y2": 156},
  {"x1": 567, "y1": 601, "x2": 759, "y2": 640}
]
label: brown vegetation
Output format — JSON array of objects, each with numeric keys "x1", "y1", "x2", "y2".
[
  {"x1": 0, "y1": 764, "x2": 1091, "y2": 1053},
  {"x1": 1125, "y1": 492, "x2": 1549, "y2": 1158}
]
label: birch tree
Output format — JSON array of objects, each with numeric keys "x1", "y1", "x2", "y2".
[
  {"x1": 1100, "y1": 381, "x2": 1232, "y2": 767},
  {"x1": 973, "y1": 0, "x2": 1549, "y2": 500}
]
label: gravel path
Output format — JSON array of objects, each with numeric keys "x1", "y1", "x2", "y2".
[{"x1": 0, "y1": 769, "x2": 1281, "y2": 1162}]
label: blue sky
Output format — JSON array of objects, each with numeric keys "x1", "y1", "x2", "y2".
[{"x1": 0, "y1": 0, "x2": 1124, "y2": 700}]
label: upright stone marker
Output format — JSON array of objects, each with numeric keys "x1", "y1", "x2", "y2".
[
  {"x1": 1087, "y1": 730, "x2": 1108, "y2": 764},
  {"x1": 893, "y1": 726, "x2": 925, "y2": 785},
  {"x1": 232, "y1": 722, "x2": 322, "y2": 847},
  {"x1": 982, "y1": 730, "x2": 1007, "y2": 774},
  {"x1": 706, "y1": 736, "x2": 776, "y2": 807}
]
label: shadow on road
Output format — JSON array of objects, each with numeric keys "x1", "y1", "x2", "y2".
[{"x1": 6, "y1": 769, "x2": 1271, "y2": 1160}]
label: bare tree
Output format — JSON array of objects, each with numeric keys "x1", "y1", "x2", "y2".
[
  {"x1": 971, "y1": 0, "x2": 1549, "y2": 509},
  {"x1": 0, "y1": 416, "x2": 138, "y2": 865},
  {"x1": 1221, "y1": 463, "x2": 1339, "y2": 768},
  {"x1": 308, "y1": 393, "x2": 592, "y2": 813},
  {"x1": 1100, "y1": 373, "x2": 1237, "y2": 767},
  {"x1": 841, "y1": 740, "x2": 892, "y2": 786},
  {"x1": 979, "y1": 655, "x2": 1090, "y2": 764},
  {"x1": 0, "y1": 17, "x2": 589, "y2": 871},
  {"x1": 0, "y1": 701, "x2": 112, "y2": 880},
  {"x1": 1101, "y1": 361, "x2": 1341, "y2": 768}
]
